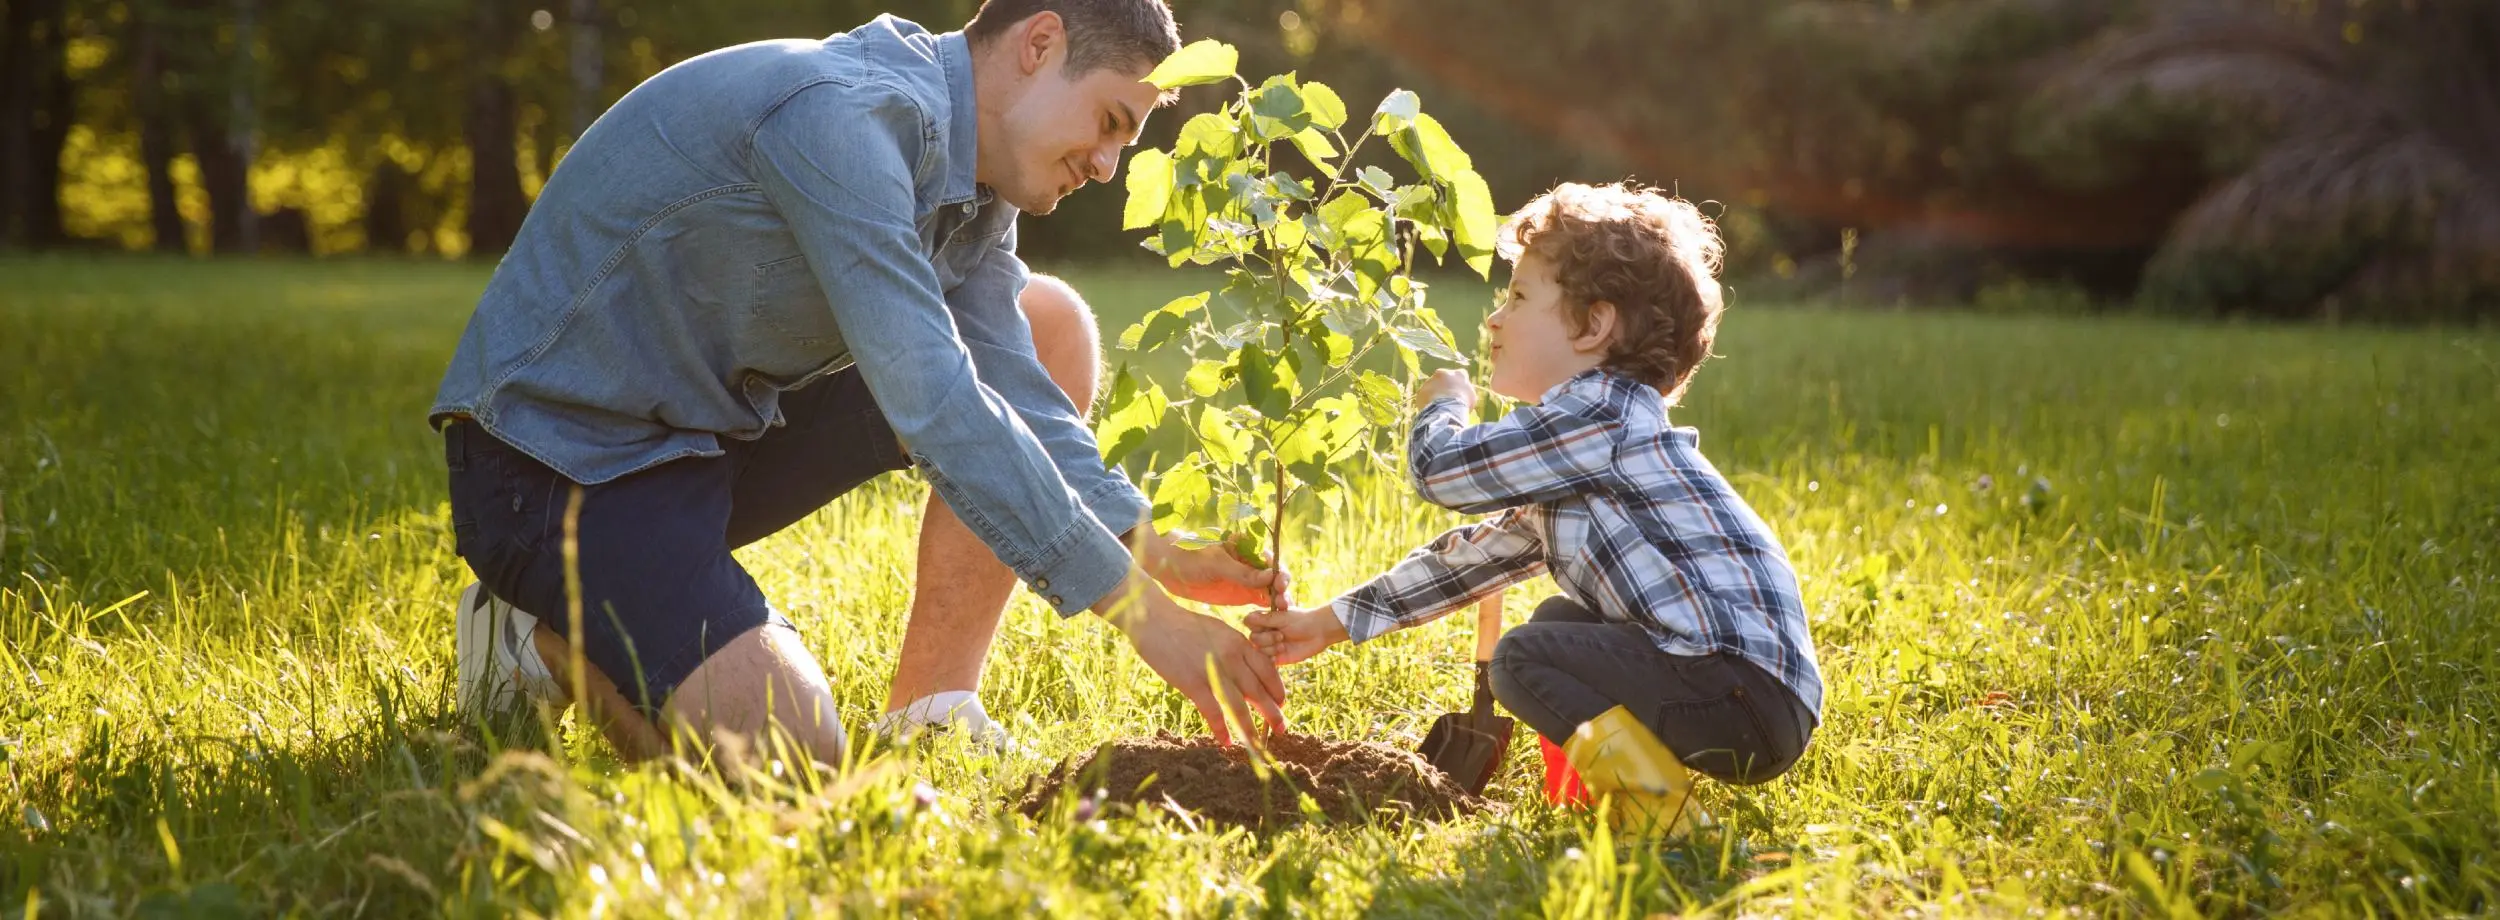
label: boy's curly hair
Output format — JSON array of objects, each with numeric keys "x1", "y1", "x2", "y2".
[{"x1": 1496, "y1": 182, "x2": 1726, "y2": 402}]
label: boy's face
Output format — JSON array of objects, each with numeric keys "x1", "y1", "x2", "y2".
[{"x1": 1485, "y1": 251, "x2": 1611, "y2": 402}]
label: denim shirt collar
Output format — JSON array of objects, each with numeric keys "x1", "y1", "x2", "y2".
[{"x1": 936, "y1": 30, "x2": 989, "y2": 209}]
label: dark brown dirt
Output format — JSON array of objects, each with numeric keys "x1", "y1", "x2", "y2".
[{"x1": 1016, "y1": 732, "x2": 1484, "y2": 830}]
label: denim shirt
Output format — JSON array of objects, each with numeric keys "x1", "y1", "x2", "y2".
[{"x1": 431, "y1": 15, "x2": 1149, "y2": 615}]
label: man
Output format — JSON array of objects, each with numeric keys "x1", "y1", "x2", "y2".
[{"x1": 432, "y1": 0, "x2": 1286, "y2": 766}]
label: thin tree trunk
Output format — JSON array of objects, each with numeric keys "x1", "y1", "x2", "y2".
[
  {"x1": 170, "y1": 0, "x2": 256, "y2": 255},
  {"x1": 2, "y1": 0, "x2": 66, "y2": 247},
  {"x1": 228, "y1": 0, "x2": 256, "y2": 252},
  {"x1": 464, "y1": 0, "x2": 524, "y2": 256},
  {"x1": 26, "y1": 34, "x2": 71, "y2": 247},
  {"x1": 186, "y1": 105, "x2": 249, "y2": 253},
  {"x1": 363, "y1": 159, "x2": 408, "y2": 253},
  {"x1": 567, "y1": 0, "x2": 601, "y2": 138},
  {"x1": 132, "y1": 7, "x2": 187, "y2": 252}
]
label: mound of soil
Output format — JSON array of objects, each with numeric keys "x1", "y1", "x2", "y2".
[{"x1": 1017, "y1": 732, "x2": 1483, "y2": 830}]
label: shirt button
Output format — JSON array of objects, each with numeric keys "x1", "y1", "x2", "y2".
[
  {"x1": 960, "y1": 201, "x2": 976, "y2": 216},
  {"x1": 1035, "y1": 577, "x2": 1050, "y2": 591},
  {"x1": 1047, "y1": 595, "x2": 1064, "y2": 607}
]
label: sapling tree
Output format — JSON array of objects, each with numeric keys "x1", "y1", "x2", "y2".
[{"x1": 1093, "y1": 40, "x2": 1499, "y2": 580}]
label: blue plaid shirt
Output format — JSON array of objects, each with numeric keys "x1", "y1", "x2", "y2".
[{"x1": 1334, "y1": 368, "x2": 1824, "y2": 719}]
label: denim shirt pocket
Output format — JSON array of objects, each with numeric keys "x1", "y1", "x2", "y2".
[
  {"x1": 746, "y1": 254, "x2": 854, "y2": 384},
  {"x1": 933, "y1": 219, "x2": 1007, "y2": 289}
]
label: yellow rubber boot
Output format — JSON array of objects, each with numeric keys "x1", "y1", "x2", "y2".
[{"x1": 1562, "y1": 705, "x2": 1707, "y2": 837}]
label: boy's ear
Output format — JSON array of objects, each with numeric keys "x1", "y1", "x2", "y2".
[{"x1": 1573, "y1": 301, "x2": 1618, "y2": 354}]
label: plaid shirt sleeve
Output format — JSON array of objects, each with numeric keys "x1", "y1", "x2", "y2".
[
  {"x1": 1405, "y1": 392, "x2": 1621, "y2": 514},
  {"x1": 1332, "y1": 507, "x2": 1548, "y2": 643}
]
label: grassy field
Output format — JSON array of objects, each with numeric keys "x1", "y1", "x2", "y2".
[{"x1": 3, "y1": 254, "x2": 2499, "y2": 917}]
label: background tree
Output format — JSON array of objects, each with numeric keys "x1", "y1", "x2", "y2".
[{"x1": 7, "y1": 0, "x2": 2493, "y2": 319}]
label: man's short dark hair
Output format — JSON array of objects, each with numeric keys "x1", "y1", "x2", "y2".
[{"x1": 965, "y1": 0, "x2": 1180, "y2": 77}]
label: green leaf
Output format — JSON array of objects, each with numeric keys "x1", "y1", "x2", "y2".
[
  {"x1": 1413, "y1": 222, "x2": 1450, "y2": 261},
  {"x1": 1252, "y1": 77, "x2": 1304, "y2": 118},
  {"x1": 1353, "y1": 371, "x2": 1405, "y2": 426},
  {"x1": 1390, "y1": 318, "x2": 1464, "y2": 364},
  {"x1": 1212, "y1": 319, "x2": 1261, "y2": 351},
  {"x1": 1279, "y1": 398, "x2": 1362, "y2": 488},
  {"x1": 1374, "y1": 89, "x2": 1420, "y2": 134},
  {"x1": 1096, "y1": 378, "x2": 1170, "y2": 466},
  {"x1": 1276, "y1": 421, "x2": 1330, "y2": 488},
  {"x1": 1146, "y1": 39, "x2": 1238, "y2": 90},
  {"x1": 1236, "y1": 343, "x2": 1289, "y2": 419},
  {"x1": 1416, "y1": 305, "x2": 1463, "y2": 357},
  {"x1": 1248, "y1": 80, "x2": 1311, "y2": 141},
  {"x1": 1184, "y1": 358, "x2": 1227, "y2": 397},
  {"x1": 1298, "y1": 314, "x2": 1354, "y2": 367},
  {"x1": 1300, "y1": 81, "x2": 1348, "y2": 131},
  {"x1": 1270, "y1": 211, "x2": 1308, "y2": 254},
  {"x1": 1357, "y1": 166, "x2": 1397, "y2": 199},
  {"x1": 1389, "y1": 112, "x2": 1472, "y2": 182},
  {"x1": 1225, "y1": 529, "x2": 1269, "y2": 569},
  {"x1": 1176, "y1": 113, "x2": 1242, "y2": 160},
  {"x1": 1269, "y1": 174, "x2": 1316, "y2": 202},
  {"x1": 1157, "y1": 187, "x2": 1209, "y2": 267},
  {"x1": 1287, "y1": 130, "x2": 1340, "y2": 176},
  {"x1": 1391, "y1": 181, "x2": 1438, "y2": 213},
  {"x1": 1314, "y1": 474, "x2": 1346, "y2": 515},
  {"x1": 1122, "y1": 149, "x2": 1172, "y2": 231},
  {"x1": 1317, "y1": 191, "x2": 1366, "y2": 231},
  {"x1": 1197, "y1": 404, "x2": 1250, "y2": 466},
  {"x1": 1448, "y1": 168, "x2": 1499, "y2": 277},
  {"x1": 1151, "y1": 463, "x2": 1212, "y2": 528},
  {"x1": 1119, "y1": 292, "x2": 1206, "y2": 351},
  {"x1": 1343, "y1": 208, "x2": 1394, "y2": 302},
  {"x1": 1314, "y1": 287, "x2": 1366, "y2": 339},
  {"x1": 1225, "y1": 496, "x2": 1266, "y2": 528}
]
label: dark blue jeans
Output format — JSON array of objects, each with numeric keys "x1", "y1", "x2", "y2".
[
  {"x1": 1488, "y1": 596, "x2": 1815, "y2": 784},
  {"x1": 443, "y1": 367, "x2": 909, "y2": 716}
]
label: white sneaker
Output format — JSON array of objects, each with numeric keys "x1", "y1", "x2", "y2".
[
  {"x1": 455, "y1": 582, "x2": 562, "y2": 715},
  {"x1": 870, "y1": 690, "x2": 1029, "y2": 756}
]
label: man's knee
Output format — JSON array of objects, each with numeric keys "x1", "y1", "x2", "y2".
[
  {"x1": 662, "y1": 624, "x2": 847, "y2": 769},
  {"x1": 1019, "y1": 273, "x2": 1102, "y2": 412}
]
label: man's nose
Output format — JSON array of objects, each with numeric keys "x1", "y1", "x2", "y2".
[{"x1": 1089, "y1": 144, "x2": 1120, "y2": 182}]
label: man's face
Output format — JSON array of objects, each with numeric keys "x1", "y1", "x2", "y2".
[{"x1": 990, "y1": 55, "x2": 1159, "y2": 215}]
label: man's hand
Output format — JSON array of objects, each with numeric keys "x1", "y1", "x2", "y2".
[
  {"x1": 1134, "y1": 527, "x2": 1293, "y2": 609},
  {"x1": 1414, "y1": 368, "x2": 1479, "y2": 412},
  {"x1": 1244, "y1": 604, "x2": 1352, "y2": 666},
  {"x1": 1095, "y1": 573, "x2": 1287, "y2": 745}
]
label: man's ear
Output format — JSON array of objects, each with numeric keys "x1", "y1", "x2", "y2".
[
  {"x1": 1574, "y1": 301, "x2": 1618, "y2": 354},
  {"x1": 1018, "y1": 11, "x2": 1065, "y2": 75}
]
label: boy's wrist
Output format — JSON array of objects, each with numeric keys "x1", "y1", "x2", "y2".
[
  {"x1": 1314, "y1": 602, "x2": 1352, "y2": 646},
  {"x1": 1325, "y1": 591, "x2": 1388, "y2": 645}
]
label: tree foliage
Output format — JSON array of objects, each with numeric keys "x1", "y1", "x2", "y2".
[
  {"x1": 1329, "y1": 0, "x2": 2500, "y2": 318},
  {"x1": 1093, "y1": 41, "x2": 1493, "y2": 570},
  {"x1": 8, "y1": 0, "x2": 2493, "y2": 318}
]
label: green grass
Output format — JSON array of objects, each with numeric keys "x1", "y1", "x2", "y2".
[{"x1": 4, "y1": 253, "x2": 2499, "y2": 917}]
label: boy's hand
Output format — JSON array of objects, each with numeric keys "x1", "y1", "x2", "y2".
[
  {"x1": 1414, "y1": 369, "x2": 1478, "y2": 412},
  {"x1": 1244, "y1": 604, "x2": 1352, "y2": 666}
]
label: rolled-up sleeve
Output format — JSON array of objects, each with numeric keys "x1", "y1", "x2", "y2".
[
  {"x1": 943, "y1": 224, "x2": 1152, "y2": 545},
  {"x1": 751, "y1": 81, "x2": 1133, "y2": 614}
]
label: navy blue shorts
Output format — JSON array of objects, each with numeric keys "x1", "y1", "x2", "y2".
[{"x1": 443, "y1": 367, "x2": 910, "y2": 716}]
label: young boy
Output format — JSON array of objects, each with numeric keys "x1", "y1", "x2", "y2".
[{"x1": 1246, "y1": 182, "x2": 1821, "y2": 833}]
